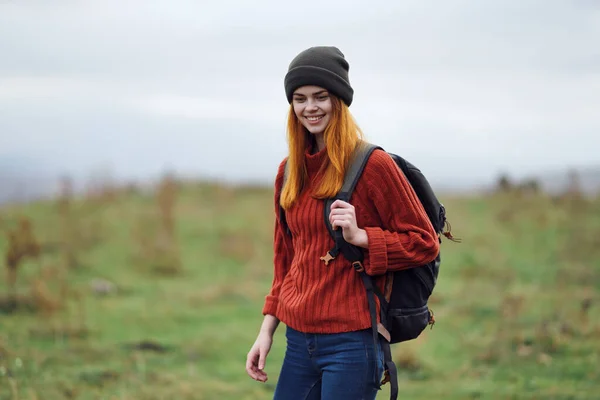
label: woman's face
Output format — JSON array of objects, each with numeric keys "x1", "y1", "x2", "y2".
[{"x1": 292, "y1": 85, "x2": 333, "y2": 136}]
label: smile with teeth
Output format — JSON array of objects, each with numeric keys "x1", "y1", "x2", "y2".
[{"x1": 306, "y1": 115, "x2": 324, "y2": 122}]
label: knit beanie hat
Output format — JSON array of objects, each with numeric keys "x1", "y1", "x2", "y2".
[{"x1": 284, "y1": 46, "x2": 354, "y2": 106}]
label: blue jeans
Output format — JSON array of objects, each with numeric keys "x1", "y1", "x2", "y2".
[{"x1": 273, "y1": 326, "x2": 384, "y2": 400}]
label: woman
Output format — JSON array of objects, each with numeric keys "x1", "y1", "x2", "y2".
[{"x1": 246, "y1": 46, "x2": 440, "y2": 400}]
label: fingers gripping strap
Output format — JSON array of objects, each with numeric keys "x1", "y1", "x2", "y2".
[{"x1": 324, "y1": 142, "x2": 380, "y2": 233}]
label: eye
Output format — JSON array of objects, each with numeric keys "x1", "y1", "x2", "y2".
[
  {"x1": 317, "y1": 95, "x2": 329, "y2": 101},
  {"x1": 293, "y1": 97, "x2": 305, "y2": 103}
]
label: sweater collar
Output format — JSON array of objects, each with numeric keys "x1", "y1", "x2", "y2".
[{"x1": 304, "y1": 145, "x2": 328, "y2": 177}]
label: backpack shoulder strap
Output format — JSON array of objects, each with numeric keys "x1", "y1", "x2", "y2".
[
  {"x1": 339, "y1": 141, "x2": 382, "y2": 201},
  {"x1": 322, "y1": 141, "x2": 382, "y2": 263}
]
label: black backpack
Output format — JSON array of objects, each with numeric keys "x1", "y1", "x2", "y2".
[{"x1": 278, "y1": 142, "x2": 459, "y2": 400}]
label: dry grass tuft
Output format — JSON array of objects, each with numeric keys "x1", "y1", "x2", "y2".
[
  {"x1": 3, "y1": 216, "x2": 43, "y2": 310},
  {"x1": 130, "y1": 174, "x2": 183, "y2": 276}
]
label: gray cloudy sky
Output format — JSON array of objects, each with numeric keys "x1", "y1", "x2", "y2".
[{"x1": 1, "y1": 0, "x2": 599, "y2": 191}]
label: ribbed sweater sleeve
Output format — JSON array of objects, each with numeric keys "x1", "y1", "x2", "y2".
[
  {"x1": 361, "y1": 150, "x2": 440, "y2": 275},
  {"x1": 262, "y1": 159, "x2": 294, "y2": 316}
]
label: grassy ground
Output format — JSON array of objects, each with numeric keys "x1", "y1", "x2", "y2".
[{"x1": 0, "y1": 180, "x2": 599, "y2": 399}]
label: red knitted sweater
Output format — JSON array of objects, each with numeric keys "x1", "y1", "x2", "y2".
[{"x1": 262, "y1": 146, "x2": 440, "y2": 333}]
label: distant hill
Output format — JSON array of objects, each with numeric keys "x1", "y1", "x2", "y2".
[{"x1": 1, "y1": 156, "x2": 599, "y2": 205}]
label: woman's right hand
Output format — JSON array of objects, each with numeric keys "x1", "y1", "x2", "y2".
[{"x1": 246, "y1": 332, "x2": 273, "y2": 382}]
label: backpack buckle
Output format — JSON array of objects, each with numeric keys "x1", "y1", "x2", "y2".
[
  {"x1": 352, "y1": 261, "x2": 364, "y2": 272},
  {"x1": 320, "y1": 251, "x2": 335, "y2": 266}
]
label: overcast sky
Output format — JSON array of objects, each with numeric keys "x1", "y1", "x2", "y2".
[{"x1": 1, "y1": 0, "x2": 599, "y2": 191}]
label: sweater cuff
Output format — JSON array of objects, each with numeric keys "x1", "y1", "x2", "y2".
[
  {"x1": 364, "y1": 227, "x2": 388, "y2": 275},
  {"x1": 262, "y1": 295, "x2": 279, "y2": 316}
]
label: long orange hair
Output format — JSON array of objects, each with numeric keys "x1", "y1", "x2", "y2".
[{"x1": 280, "y1": 95, "x2": 364, "y2": 209}]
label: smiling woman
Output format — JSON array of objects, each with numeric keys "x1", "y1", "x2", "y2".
[{"x1": 245, "y1": 46, "x2": 440, "y2": 400}]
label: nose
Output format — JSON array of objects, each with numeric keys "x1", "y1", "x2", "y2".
[{"x1": 305, "y1": 98, "x2": 319, "y2": 112}]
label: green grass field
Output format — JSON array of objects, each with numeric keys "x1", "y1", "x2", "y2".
[{"x1": 1, "y1": 180, "x2": 599, "y2": 399}]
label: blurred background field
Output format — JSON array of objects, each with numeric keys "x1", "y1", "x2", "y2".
[
  {"x1": 0, "y1": 174, "x2": 599, "y2": 399},
  {"x1": 2, "y1": 1, "x2": 600, "y2": 399}
]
